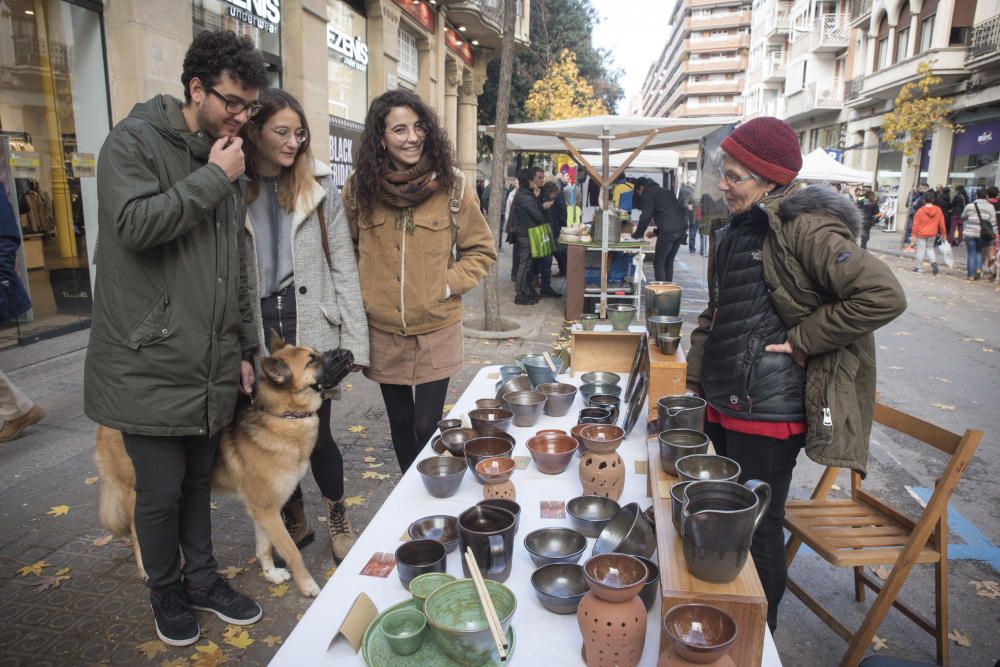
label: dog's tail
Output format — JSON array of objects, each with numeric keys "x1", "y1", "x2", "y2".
[{"x1": 94, "y1": 426, "x2": 134, "y2": 537}]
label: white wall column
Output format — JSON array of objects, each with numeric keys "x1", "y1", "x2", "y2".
[
  {"x1": 927, "y1": 124, "x2": 954, "y2": 186},
  {"x1": 457, "y1": 69, "x2": 478, "y2": 182},
  {"x1": 444, "y1": 59, "x2": 460, "y2": 152}
]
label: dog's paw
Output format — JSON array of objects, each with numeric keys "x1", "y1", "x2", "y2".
[
  {"x1": 298, "y1": 577, "x2": 321, "y2": 597},
  {"x1": 263, "y1": 566, "x2": 291, "y2": 584}
]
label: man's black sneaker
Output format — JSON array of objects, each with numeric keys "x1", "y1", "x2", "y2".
[
  {"x1": 514, "y1": 296, "x2": 537, "y2": 305},
  {"x1": 540, "y1": 288, "x2": 562, "y2": 297},
  {"x1": 186, "y1": 578, "x2": 262, "y2": 625},
  {"x1": 931, "y1": 262, "x2": 939, "y2": 275},
  {"x1": 150, "y1": 583, "x2": 200, "y2": 647}
]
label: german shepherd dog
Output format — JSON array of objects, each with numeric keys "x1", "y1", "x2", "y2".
[{"x1": 95, "y1": 333, "x2": 353, "y2": 597}]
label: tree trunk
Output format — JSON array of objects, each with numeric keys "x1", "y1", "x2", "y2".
[{"x1": 483, "y1": 0, "x2": 518, "y2": 331}]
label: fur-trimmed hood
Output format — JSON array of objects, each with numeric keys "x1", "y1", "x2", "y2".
[{"x1": 776, "y1": 184, "x2": 862, "y2": 237}]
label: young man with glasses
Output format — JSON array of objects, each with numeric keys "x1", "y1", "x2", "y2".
[{"x1": 86, "y1": 31, "x2": 269, "y2": 647}]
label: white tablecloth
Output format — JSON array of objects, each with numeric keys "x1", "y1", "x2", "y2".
[{"x1": 272, "y1": 366, "x2": 782, "y2": 666}]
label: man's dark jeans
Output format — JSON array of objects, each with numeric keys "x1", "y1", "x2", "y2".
[
  {"x1": 653, "y1": 233, "x2": 685, "y2": 282},
  {"x1": 515, "y1": 236, "x2": 534, "y2": 298},
  {"x1": 704, "y1": 421, "x2": 804, "y2": 632}
]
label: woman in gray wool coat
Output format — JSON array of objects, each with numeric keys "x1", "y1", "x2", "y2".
[{"x1": 241, "y1": 89, "x2": 369, "y2": 564}]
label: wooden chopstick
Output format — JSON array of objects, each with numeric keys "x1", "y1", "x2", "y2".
[
  {"x1": 542, "y1": 351, "x2": 558, "y2": 374},
  {"x1": 464, "y1": 547, "x2": 509, "y2": 658}
]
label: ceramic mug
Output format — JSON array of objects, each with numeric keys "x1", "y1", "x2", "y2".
[{"x1": 458, "y1": 505, "x2": 516, "y2": 583}]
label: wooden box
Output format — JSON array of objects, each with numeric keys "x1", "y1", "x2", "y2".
[
  {"x1": 646, "y1": 436, "x2": 767, "y2": 666},
  {"x1": 647, "y1": 338, "x2": 687, "y2": 421},
  {"x1": 569, "y1": 329, "x2": 643, "y2": 374}
]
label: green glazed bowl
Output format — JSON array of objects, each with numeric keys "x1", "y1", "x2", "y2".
[
  {"x1": 423, "y1": 579, "x2": 517, "y2": 666},
  {"x1": 380, "y1": 608, "x2": 426, "y2": 656},
  {"x1": 410, "y1": 572, "x2": 457, "y2": 612}
]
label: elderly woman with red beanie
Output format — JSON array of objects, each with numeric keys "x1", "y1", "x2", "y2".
[{"x1": 686, "y1": 117, "x2": 907, "y2": 632}]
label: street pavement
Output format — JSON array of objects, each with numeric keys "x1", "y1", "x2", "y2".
[{"x1": 1, "y1": 230, "x2": 997, "y2": 666}]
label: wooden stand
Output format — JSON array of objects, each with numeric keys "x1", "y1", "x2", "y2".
[
  {"x1": 645, "y1": 437, "x2": 767, "y2": 667},
  {"x1": 647, "y1": 338, "x2": 687, "y2": 421},
  {"x1": 570, "y1": 329, "x2": 643, "y2": 374}
]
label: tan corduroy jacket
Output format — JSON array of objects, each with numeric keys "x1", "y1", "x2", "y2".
[{"x1": 343, "y1": 168, "x2": 496, "y2": 336}]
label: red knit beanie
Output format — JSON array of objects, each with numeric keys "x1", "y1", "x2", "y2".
[{"x1": 720, "y1": 117, "x2": 802, "y2": 185}]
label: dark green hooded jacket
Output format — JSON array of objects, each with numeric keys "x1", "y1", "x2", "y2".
[{"x1": 84, "y1": 95, "x2": 258, "y2": 437}]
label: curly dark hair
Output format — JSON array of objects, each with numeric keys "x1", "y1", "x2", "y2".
[
  {"x1": 182, "y1": 31, "x2": 268, "y2": 102},
  {"x1": 353, "y1": 90, "x2": 455, "y2": 212}
]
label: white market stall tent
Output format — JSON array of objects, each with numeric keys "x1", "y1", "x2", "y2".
[{"x1": 798, "y1": 148, "x2": 874, "y2": 184}]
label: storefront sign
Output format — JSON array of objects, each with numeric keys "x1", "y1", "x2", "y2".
[
  {"x1": 224, "y1": 0, "x2": 280, "y2": 34},
  {"x1": 392, "y1": 0, "x2": 435, "y2": 32},
  {"x1": 9, "y1": 151, "x2": 40, "y2": 179},
  {"x1": 953, "y1": 120, "x2": 1000, "y2": 156},
  {"x1": 328, "y1": 116, "x2": 363, "y2": 189},
  {"x1": 70, "y1": 153, "x2": 96, "y2": 178},
  {"x1": 328, "y1": 26, "x2": 368, "y2": 72},
  {"x1": 445, "y1": 27, "x2": 474, "y2": 65}
]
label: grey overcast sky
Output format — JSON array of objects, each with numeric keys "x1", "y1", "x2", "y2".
[{"x1": 589, "y1": 0, "x2": 676, "y2": 111}]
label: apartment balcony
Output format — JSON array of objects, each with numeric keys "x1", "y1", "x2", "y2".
[
  {"x1": 688, "y1": 78, "x2": 745, "y2": 96},
  {"x1": 844, "y1": 75, "x2": 870, "y2": 103},
  {"x1": 689, "y1": 0, "x2": 749, "y2": 8},
  {"x1": 784, "y1": 79, "x2": 844, "y2": 121},
  {"x1": 687, "y1": 55, "x2": 749, "y2": 74},
  {"x1": 763, "y1": 6, "x2": 791, "y2": 42},
  {"x1": 438, "y1": 0, "x2": 530, "y2": 50},
  {"x1": 763, "y1": 51, "x2": 786, "y2": 83},
  {"x1": 10, "y1": 36, "x2": 71, "y2": 71},
  {"x1": 674, "y1": 101, "x2": 744, "y2": 117},
  {"x1": 744, "y1": 97, "x2": 787, "y2": 120},
  {"x1": 810, "y1": 13, "x2": 850, "y2": 53},
  {"x1": 686, "y1": 10, "x2": 752, "y2": 31},
  {"x1": 849, "y1": 0, "x2": 872, "y2": 28},
  {"x1": 850, "y1": 47, "x2": 968, "y2": 104},
  {"x1": 686, "y1": 34, "x2": 751, "y2": 53},
  {"x1": 966, "y1": 14, "x2": 1000, "y2": 69}
]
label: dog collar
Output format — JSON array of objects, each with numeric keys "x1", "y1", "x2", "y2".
[{"x1": 251, "y1": 400, "x2": 316, "y2": 420}]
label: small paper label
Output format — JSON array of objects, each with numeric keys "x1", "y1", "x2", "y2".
[
  {"x1": 487, "y1": 372, "x2": 500, "y2": 379},
  {"x1": 513, "y1": 456, "x2": 531, "y2": 470},
  {"x1": 540, "y1": 501, "x2": 566, "y2": 519},
  {"x1": 359, "y1": 552, "x2": 396, "y2": 578},
  {"x1": 634, "y1": 460, "x2": 648, "y2": 475},
  {"x1": 400, "y1": 530, "x2": 410, "y2": 542}
]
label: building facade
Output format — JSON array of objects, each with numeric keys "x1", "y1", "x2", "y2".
[{"x1": 0, "y1": 0, "x2": 528, "y2": 347}]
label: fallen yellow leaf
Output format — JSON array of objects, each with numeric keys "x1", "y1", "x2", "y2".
[
  {"x1": 47, "y1": 505, "x2": 70, "y2": 517},
  {"x1": 84, "y1": 476, "x2": 99, "y2": 485},
  {"x1": 262, "y1": 635, "x2": 283, "y2": 647},
  {"x1": 970, "y1": 580, "x2": 1000, "y2": 599},
  {"x1": 34, "y1": 573, "x2": 70, "y2": 591},
  {"x1": 269, "y1": 583, "x2": 289, "y2": 598},
  {"x1": 362, "y1": 471, "x2": 390, "y2": 480},
  {"x1": 190, "y1": 641, "x2": 227, "y2": 667},
  {"x1": 363, "y1": 456, "x2": 377, "y2": 463},
  {"x1": 344, "y1": 495, "x2": 366, "y2": 507},
  {"x1": 17, "y1": 560, "x2": 50, "y2": 577},
  {"x1": 217, "y1": 566, "x2": 246, "y2": 580},
  {"x1": 931, "y1": 377, "x2": 953, "y2": 383},
  {"x1": 931, "y1": 403, "x2": 955, "y2": 411},
  {"x1": 442, "y1": 404, "x2": 455, "y2": 413},
  {"x1": 348, "y1": 425, "x2": 366, "y2": 433},
  {"x1": 871, "y1": 635, "x2": 888, "y2": 652},
  {"x1": 55, "y1": 567, "x2": 70, "y2": 576},
  {"x1": 324, "y1": 566, "x2": 337, "y2": 578},
  {"x1": 136, "y1": 639, "x2": 168, "y2": 659},
  {"x1": 984, "y1": 347, "x2": 996, "y2": 353},
  {"x1": 93, "y1": 534, "x2": 113, "y2": 547},
  {"x1": 343, "y1": 384, "x2": 353, "y2": 391},
  {"x1": 210, "y1": 501, "x2": 219, "y2": 510},
  {"x1": 364, "y1": 447, "x2": 374, "y2": 452},
  {"x1": 893, "y1": 331, "x2": 911, "y2": 336},
  {"x1": 947, "y1": 628, "x2": 971, "y2": 647},
  {"x1": 159, "y1": 658, "x2": 189, "y2": 667},
  {"x1": 367, "y1": 462, "x2": 384, "y2": 469},
  {"x1": 224, "y1": 629, "x2": 254, "y2": 650},
  {"x1": 222, "y1": 625, "x2": 241, "y2": 641}
]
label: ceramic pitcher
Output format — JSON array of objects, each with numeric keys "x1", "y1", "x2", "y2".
[
  {"x1": 644, "y1": 282, "x2": 682, "y2": 317},
  {"x1": 458, "y1": 505, "x2": 516, "y2": 583},
  {"x1": 656, "y1": 395, "x2": 707, "y2": 433},
  {"x1": 680, "y1": 480, "x2": 771, "y2": 583}
]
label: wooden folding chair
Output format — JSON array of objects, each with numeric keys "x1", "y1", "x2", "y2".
[{"x1": 783, "y1": 402, "x2": 983, "y2": 667}]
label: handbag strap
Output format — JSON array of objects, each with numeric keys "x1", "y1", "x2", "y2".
[{"x1": 317, "y1": 203, "x2": 333, "y2": 271}]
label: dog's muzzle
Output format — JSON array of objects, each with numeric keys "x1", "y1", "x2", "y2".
[{"x1": 313, "y1": 349, "x2": 354, "y2": 392}]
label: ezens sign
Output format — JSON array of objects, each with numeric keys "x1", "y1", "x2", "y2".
[
  {"x1": 225, "y1": 0, "x2": 280, "y2": 33},
  {"x1": 328, "y1": 26, "x2": 368, "y2": 72}
]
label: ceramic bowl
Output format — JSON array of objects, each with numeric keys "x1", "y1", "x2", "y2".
[
  {"x1": 580, "y1": 371, "x2": 621, "y2": 386},
  {"x1": 468, "y1": 408, "x2": 514, "y2": 437},
  {"x1": 536, "y1": 382, "x2": 578, "y2": 417},
  {"x1": 659, "y1": 429, "x2": 711, "y2": 476},
  {"x1": 578, "y1": 406, "x2": 613, "y2": 424},
  {"x1": 662, "y1": 603, "x2": 738, "y2": 664},
  {"x1": 566, "y1": 495, "x2": 620, "y2": 538},
  {"x1": 512, "y1": 352, "x2": 534, "y2": 368},
  {"x1": 669, "y1": 481, "x2": 693, "y2": 534},
  {"x1": 606, "y1": 304, "x2": 637, "y2": 331},
  {"x1": 643, "y1": 505, "x2": 656, "y2": 532},
  {"x1": 657, "y1": 333, "x2": 681, "y2": 356},
  {"x1": 592, "y1": 502, "x2": 656, "y2": 558},
  {"x1": 498, "y1": 364, "x2": 525, "y2": 383},
  {"x1": 395, "y1": 539, "x2": 447, "y2": 590},
  {"x1": 475, "y1": 398, "x2": 505, "y2": 410},
  {"x1": 503, "y1": 390, "x2": 547, "y2": 427},
  {"x1": 675, "y1": 454, "x2": 741, "y2": 483},
  {"x1": 440, "y1": 428, "x2": 478, "y2": 457},
  {"x1": 423, "y1": 579, "x2": 517, "y2": 666},
  {"x1": 495, "y1": 374, "x2": 533, "y2": 401},
  {"x1": 521, "y1": 355, "x2": 565, "y2": 387},
  {"x1": 523, "y1": 527, "x2": 587, "y2": 567},
  {"x1": 647, "y1": 314, "x2": 683, "y2": 339},
  {"x1": 477, "y1": 499, "x2": 521, "y2": 535},
  {"x1": 526, "y1": 434, "x2": 578, "y2": 474},
  {"x1": 530, "y1": 562, "x2": 588, "y2": 614},
  {"x1": 437, "y1": 418, "x2": 463, "y2": 433},
  {"x1": 464, "y1": 437, "x2": 514, "y2": 482},
  {"x1": 475, "y1": 457, "x2": 515, "y2": 485},
  {"x1": 578, "y1": 424, "x2": 626, "y2": 455},
  {"x1": 579, "y1": 382, "x2": 622, "y2": 402},
  {"x1": 407, "y1": 515, "x2": 459, "y2": 553},
  {"x1": 570, "y1": 423, "x2": 590, "y2": 456},
  {"x1": 409, "y1": 572, "x2": 457, "y2": 612},
  {"x1": 587, "y1": 394, "x2": 622, "y2": 423},
  {"x1": 580, "y1": 314, "x2": 599, "y2": 330},
  {"x1": 416, "y1": 456, "x2": 466, "y2": 498},
  {"x1": 380, "y1": 607, "x2": 426, "y2": 656},
  {"x1": 582, "y1": 553, "x2": 648, "y2": 603},
  {"x1": 635, "y1": 556, "x2": 661, "y2": 611}
]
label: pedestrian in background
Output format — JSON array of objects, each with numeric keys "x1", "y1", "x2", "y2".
[
  {"x1": 509, "y1": 167, "x2": 552, "y2": 305},
  {"x1": 85, "y1": 30, "x2": 268, "y2": 646},
  {"x1": 344, "y1": 90, "x2": 495, "y2": 474},
  {"x1": 241, "y1": 88, "x2": 369, "y2": 565},
  {"x1": 686, "y1": 116, "x2": 906, "y2": 633},
  {"x1": 632, "y1": 176, "x2": 688, "y2": 281},
  {"x1": 985, "y1": 187, "x2": 999, "y2": 282},
  {"x1": 960, "y1": 190, "x2": 992, "y2": 281},
  {"x1": 680, "y1": 180, "x2": 699, "y2": 255},
  {"x1": 857, "y1": 188, "x2": 879, "y2": 250},
  {"x1": 912, "y1": 191, "x2": 946, "y2": 274},
  {"x1": 0, "y1": 178, "x2": 43, "y2": 443},
  {"x1": 949, "y1": 184, "x2": 968, "y2": 246}
]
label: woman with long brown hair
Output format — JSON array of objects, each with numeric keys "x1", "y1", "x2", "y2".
[
  {"x1": 241, "y1": 88, "x2": 369, "y2": 564},
  {"x1": 344, "y1": 90, "x2": 496, "y2": 473}
]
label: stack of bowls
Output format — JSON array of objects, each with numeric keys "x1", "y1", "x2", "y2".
[
  {"x1": 587, "y1": 394, "x2": 621, "y2": 423},
  {"x1": 464, "y1": 437, "x2": 514, "y2": 481},
  {"x1": 578, "y1": 407, "x2": 613, "y2": 424},
  {"x1": 579, "y1": 382, "x2": 622, "y2": 403},
  {"x1": 498, "y1": 364, "x2": 525, "y2": 383},
  {"x1": 521, "y1": 355, "x2": 565, "y2": 387}
]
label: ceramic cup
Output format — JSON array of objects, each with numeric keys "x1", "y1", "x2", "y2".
[
  {"x1": 458, "y1": 505, "x2": 516, "y2": 583},
  {"x1": 380, "y1": 607, "x2": 427, "y2": 656}
]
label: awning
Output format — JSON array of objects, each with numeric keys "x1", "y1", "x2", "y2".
[{"x1": 798, "y1": 148, "x2": 874, "y2": 184}]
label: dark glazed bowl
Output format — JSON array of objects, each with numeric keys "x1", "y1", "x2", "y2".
[
  {"x1": 468, "y1": 408, "x2": 514, "y2": 436},
  {"x1": 580, "y1": 371, "x2": 621, "y2": 386},
  {"x1": 669, "y1": 481, "x2": 693, "y2": 534},
  {"x1": 464, "y1": 437, "x2": 514, "y2": 482},
  {"x1": 582, "y1": 553, "x2": 648, "y2": 603},
  {"x1": 635, "y1": 556, "x2": 660, "y2": 611},
  {"x1": 407, "y1": 515, "x2": 459, "y2": 552},
  {"x1": 475, "y1": 398, "x2": 505, "y2": 410},
  {"x1": 592, "y1": 502, "x2": 656, "y2": 558},
  {"x1": 657, "y1": 333, "x2": 681, "y2": 355},
  {"x1": 495, "y1": 374, "x2": 533, "y2": 401},
  {"x1": 395, "y1": 539, "x2": 447, "y2": 590},
  {"x1": 504, "y1": 390, "x2": 547, "y2": 427},
  {"x1": 662, "y1": 603, "x2": 738, "y2": 664},
  {"x1": 579, "y1": 382, "x2": 622, "y2": 402},
  {"x1": 523, "y1": 527, "x2": 587, "y2": 566},
  {"x1": 659, "y1": 429, "x2": 711, "y2": 476},
  {"x1": 416, "y1": 456, "x2": 466, "y2": 498},
  {"x1": 477, "y1": 499, "x2": 521, "y2": 534},
  {"x1": 587, "y1": 394, "x2": 621, "y2": 423},
  {"x1": 578, "y1": 424, "x2": 625, "y2": 455},
  {"x1": 530, "y1": 563, "x2": 588, "y2": 614},
  {"x1": 536, "y1": 382, "x2": 578, "y2": 417},
  {"x1": 437, "y1": 419, "x2": 463, "y2": 433},
  {"x1": 439, "y1": 428, "x2": 478, "y2": 457},
  {"x1": 675, "y1": 454, "x2": 741, "y2": 483},
  {"x1": 567, "y1": 495, "x2": 620, "y2": 538},
  {"x1": 578, "y1": 406, "x2": 613, "y2": 424},
  {"x1": 526, "y1": 434, "x2": 578, "y2": 474}
]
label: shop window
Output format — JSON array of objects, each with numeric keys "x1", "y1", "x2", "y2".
[
  {"x1": 327, "y1": 0, "x2": 368, "y2": 123},
  {"x1": 398, "y1": 28, "x2": 419, "y2": 84},
  {"x1": 0, "y1": 0, "x2": 110, "y2": 347},
  {"x1": 919, "y1": 15, "x2": 935, "y2": 52},
  {"x1": 192, "y1": 0, "x2": 282, "y2": 85}
]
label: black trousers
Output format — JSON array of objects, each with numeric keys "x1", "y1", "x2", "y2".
[
  {"x1": 653, "y1": 233, "x2": 685, "y2": 282},
  {"x1": 704, "y1": 421, "x2": 804, "y2": 632},
  {"x1": 515, "y1": 236, "x2": 534, "y2": 298},
  {"x1": 379, "y1": 378, "x2": 450, "y2": 473},
  {"x1": 261, "y1": 288, "x2": 344, "y2": 500},
  {"x1": 122, "y1": 432, "x2": 220, "y2": 590}
]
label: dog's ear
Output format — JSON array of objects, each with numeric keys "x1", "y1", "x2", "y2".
[
  {"x1": 260, "y1": 357, "x2": 292, "y2": 386},
  {"x1": 269, "y1": 329, "x2": 286, "y2": 352}
]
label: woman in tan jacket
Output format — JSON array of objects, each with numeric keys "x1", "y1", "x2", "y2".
[{"x1": 344, "y1": 90, "x2": 496, "y2": 472}]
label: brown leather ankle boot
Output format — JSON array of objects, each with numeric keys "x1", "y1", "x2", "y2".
[{"x1": 325, "y1": 495, "x2": 355, "y2": 565}]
